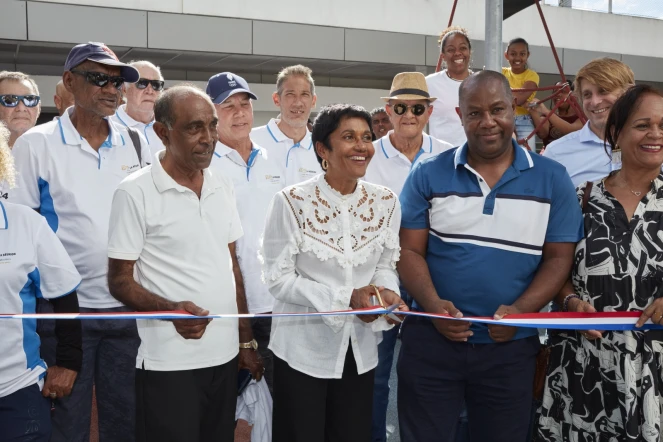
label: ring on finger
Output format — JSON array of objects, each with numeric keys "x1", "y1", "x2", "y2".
[{"x1": 49, "y1": 392, "x2": 57, "y2": 398}]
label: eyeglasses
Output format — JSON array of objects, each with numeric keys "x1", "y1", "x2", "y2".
[
  {"x1": 392, "y1": 103, "x2": 428, "y2": 116},
  {"x1": 135, "y1": 79, "x2": 165, "y2": 91},
  {"x1": 0, "y1": 94, "x2": 41, "y2": 108},
  {"x1": 70, "y1": 70, "x2": 125, "y2": 89}
]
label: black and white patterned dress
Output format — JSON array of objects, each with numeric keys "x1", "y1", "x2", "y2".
[{"x1": 536, "y1": 174, "x2": 663, "y2": 442}]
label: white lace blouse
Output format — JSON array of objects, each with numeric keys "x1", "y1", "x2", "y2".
[{"x1": 261, "y1": 174, "x2": 401, "y2": 379}]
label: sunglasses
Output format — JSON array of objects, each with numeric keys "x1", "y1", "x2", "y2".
[
  {"x1": 392, "y1": 103, "x2": 428, "y2": 116},
  {"x1": 136, "y1": 79, "x2": 165, "y2": 91},
  {"x1": 0, "y1": 94, "x2": 40, "y2": 108},
  {"x1": 70, "y1": 70, "x2": 125, "y2": 89}
]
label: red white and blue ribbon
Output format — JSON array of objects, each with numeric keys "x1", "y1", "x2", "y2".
[{"x1": 1, "y1": 307, "x2": 662, "y2": 331}]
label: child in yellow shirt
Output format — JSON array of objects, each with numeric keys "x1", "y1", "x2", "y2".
[{"x1": 502, "y1": 38, "x2": 539, "y2": 150}]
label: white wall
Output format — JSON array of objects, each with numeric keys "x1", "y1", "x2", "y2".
[
  {"x1": 33, "y1": 76, "x2": 388, "y2": 115},
  {"x1": 35, "y1": 0, "x2": 661, "y2": 58}
]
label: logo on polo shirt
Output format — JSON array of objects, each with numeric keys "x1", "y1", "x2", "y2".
[
  {"x1": 298, "y1": 167, "x2": 318, "y2": 178},
  {"x1": 121, "y1": 163, "x2": 141, "y2": 173},
  {"x1": 265, "y1": 174, "x2": 282, "y2": 185},
  {"x1": 0, "y1": 252, "x2": 16, "y2": 265},
  {"x1": 228, "y1": 74, "x2": 237, "y2": 87}
]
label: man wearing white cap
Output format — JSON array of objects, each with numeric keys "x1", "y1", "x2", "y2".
[
  {"x1": 364, "y1": 71, "x2": 453, "y2": 442},
  {"x1": 9, "y1": 41, "x2": 150, "y2": 442}
]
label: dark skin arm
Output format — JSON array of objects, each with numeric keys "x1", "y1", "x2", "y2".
[
  {"x1": 398, "y1": 228, "x2": 472, "y2": 342},
  {"x1": 513, "y1": 81, "x2": 538, "y2": 106},
  {"x1": 108, "y1": 258, "x2": 211, "y2": 339},
  {"x1": 554, "y1": 279, "x2": 602, "y2": 340},
  {"x1": 229, "y1": 242, "x2": 264, "y2": 381},
  {"x1": 488, "y1": 242, "x2": 576, "y2": 342}
]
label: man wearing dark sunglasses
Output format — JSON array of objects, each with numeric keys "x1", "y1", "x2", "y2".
[
  {"x1": 9, "y1": 42, "x2": 150, "y2": 442},
  {"x1": 112, "y1": 60, "x2": 165, "y2": 162},
  {"x1": 0, "y1": 71, "x2": 41, "y2": 148},
  {"x1": 363, "y1": 71, "x2": 453, "y2": 442}
]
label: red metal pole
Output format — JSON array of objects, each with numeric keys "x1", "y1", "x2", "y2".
[
  {"x1": 533, "y1": 0, "x2": 587, "y2": 123},
  {"x1": 435, "y1": 0, "x2": 459, "y2": 72}
]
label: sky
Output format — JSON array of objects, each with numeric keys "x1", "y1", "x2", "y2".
[{"x1": 544, "y1": 0, "x2": 663, "y2": 19}]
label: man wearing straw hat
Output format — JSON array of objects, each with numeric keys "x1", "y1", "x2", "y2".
[{"x1": 364, "y1": 72, "x2": 452, "y2": 442}]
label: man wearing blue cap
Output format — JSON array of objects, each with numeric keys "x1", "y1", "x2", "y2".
[
  {"x1": 206, "y1": 72, "x2": 285, "y2": 393},
  {"x1": 9, "y1": 41, "x2": 150, "y2": 442}
]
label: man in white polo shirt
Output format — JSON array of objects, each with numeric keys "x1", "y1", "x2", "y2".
[
  {"x1": 251, "y1": 64, "x2": 321, "y2": 185},
  {"x1": 111, "y1": 60, "x2": 165, "y2": 161},
  {"x1": 8, "y1": 42, "x2": 150, "y2": 442},
  {"x1": 364, "y1": 71, "x2": 452, "y2": 442},
  {"x1": 107, "y1": 85, "x2": 263, "y2": 442},
  {"x1": 206, "y1": 72, "x2": 284, "y2": 392}
]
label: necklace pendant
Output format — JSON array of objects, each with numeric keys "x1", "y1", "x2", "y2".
[{"x1": 632, "y1": 191, "x2": 642, "y2": 197}]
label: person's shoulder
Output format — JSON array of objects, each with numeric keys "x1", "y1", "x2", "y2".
[
  {"x1": 525, "y1": 69, "x2": 540, "y2": 81},
  {"x1": 430, "y1": 135, "x2": 455, "y2": 153},
  {"x1": 421, "y1": 146, "x2": 458, "y2": 168},
  {"x1": 425, "y1": 71, "x2": 445, "y2": 81},
  {"x1": 116, "y1": 165, "x2": 153, "y2": 192},
  {"x1": 529, "y1": 148, "x2": 568, "y2": 174},
  {"x1": 3, "y1": 200, "x2": 42, "y2": 224},
  {"x1": 15, "y1": 120, "x2": 60, "y2": 148},
  {"x1": 250, "y1": 125, "x2": 270, "y2": 140},
  {"x1": 545, "y1": 130, "x2": 583, "y2": 153},
  {"x1": 361, "y1": 180, "x2": 397, "y2": 201}
]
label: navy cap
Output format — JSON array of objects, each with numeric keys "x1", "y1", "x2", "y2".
[
  {"x1": 64, "y1": 42, "x2": 140, "y2": 83},
  {"x1": 206, "y1": 72, "x2": 258, "y2": 104}
]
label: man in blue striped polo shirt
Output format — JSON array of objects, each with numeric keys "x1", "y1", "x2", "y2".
[{"x1": 396, "y1": 70, "x2": 583, "y2": 442}]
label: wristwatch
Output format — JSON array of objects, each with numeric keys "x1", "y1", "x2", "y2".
[{"x1": 239, "y1": 339, "x2": 258, "y2": 350}]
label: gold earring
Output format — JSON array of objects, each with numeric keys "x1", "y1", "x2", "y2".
[{"x1": 322, "y1": 159, "x2": 328, "y2": 171}]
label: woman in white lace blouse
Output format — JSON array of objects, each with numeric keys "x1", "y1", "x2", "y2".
[{"x1": 261, "y1": 104, "x2": 407, "y2": 442}]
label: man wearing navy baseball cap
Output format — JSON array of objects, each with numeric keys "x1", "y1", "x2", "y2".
[
  {"x1": 206, "y1": 72, "x2": 283, "y2": 395},
  {"x1": 9, "y1": 41, "x2": 150, "y2": 442}
]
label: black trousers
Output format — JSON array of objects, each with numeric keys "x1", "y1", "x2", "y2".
[
  {"x1": 397, "y1": 316, "x2": 540, "y2": 442},
  {"x1": 273, "y1": 346, "x2": 374, "y2": 442},
  {"x1": 250, "y1": 316, "x2": 274, "y2": 393},
  {"x1": 135, "y1": 357, "x2": 238, "y2": 442}
]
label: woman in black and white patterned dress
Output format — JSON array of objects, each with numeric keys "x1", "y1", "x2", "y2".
[{"x1": 536, "y1": 85, "x2": 663, "y2": 442}]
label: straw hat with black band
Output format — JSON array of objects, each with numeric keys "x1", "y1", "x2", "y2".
[{"x1": 382, "y1": 72, "x2": 438, "y2": 102}]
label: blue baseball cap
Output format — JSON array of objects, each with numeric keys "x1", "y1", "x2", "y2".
[
  {"x1": 206, "y1": 72, "x2": 258, "y2": 104},
  {"x1": 64, "y1": 42, "x2": 140, "y2": 83}
]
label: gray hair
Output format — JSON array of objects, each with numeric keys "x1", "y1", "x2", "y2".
[
  {"x1": 129, "y1": 60, "x2": 164, "y2": 81},
  {"x1": 0, "y1": 122, "x2": 16, "y2": 187},
  {"x1": 154, "y1": 84, "x2": 210, "y2": 129},
  {"x1": 276, "y1": 65, "x2": 315, "y2": 96},
  {"x1": 0, "y1": 71, "x2": 40, "y2": 96},
  {"x1": 370, "y1": 107, "x2": 387, "y2": 117}
]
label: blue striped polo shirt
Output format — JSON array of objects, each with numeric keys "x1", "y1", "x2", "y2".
[{"x1": 400, "y1": 140, "x2": 583, "y2": 343}]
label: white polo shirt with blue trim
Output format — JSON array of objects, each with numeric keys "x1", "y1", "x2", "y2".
[
  {"x1": 251, "y1": 118, "x2": 321, "y2": 186},
  {"x1": 400, "y1": 140, "x2": 583, "y2": 343},
  {"x1": 365, "y1": 131, "x2": 453, "y2": 196},
  {"x1": 0, "y1": 201, "x2": 81, "y2": 398},
  {"x1": 542, "y1": 122, "x2": 620, "y2": 187},
  {"x1": 209, "y1": 141, "x2": 285, "y2": 314},
  {"x1": 111, "y1": 104, "x2": 164, "y2": 163},
  {"x1": 8, "y1": 108, "x2": 150, "y2": 308}
]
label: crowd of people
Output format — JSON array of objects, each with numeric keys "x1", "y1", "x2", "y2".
[{"x1": 1, "y1": 22, "x2": 662, "y2": 442}]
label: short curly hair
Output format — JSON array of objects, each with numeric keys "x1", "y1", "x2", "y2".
[
  {"x1": 438, "y1": 26, "x2": 471, "y2": 51},
  {"x1": 0, "y1": 122, "x2": 16, "y2": 188}
]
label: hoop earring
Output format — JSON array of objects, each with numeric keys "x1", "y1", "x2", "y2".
[{"x1": 322, "y1": 159, "x2": 328, "y2": 171}]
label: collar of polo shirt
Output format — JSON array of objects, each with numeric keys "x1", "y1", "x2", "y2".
[
  {"x1": 213, "y1": 140, "x2": 266, "y2": 159},
  {"x1": 266, "y1": 118, "x2": 313, "y2": 149},
  {"x1": 115, "y1": 104, "x2": 143, "y2": 128},
  {"x1": 577, "y1": 122, "x2": 604, "y2": 145},
  {"x1": 151, "y1": 151, "x2": 225, "y2": 194},
  {"x1": 379, "y1": 130, "x2": 433, "y2": 160},
  {"x1": 454, "y1": 139, "x2": 534, "y2": 171},
  {"x1": 58, "y1": 108, "x2": 125, "y2": 147}
]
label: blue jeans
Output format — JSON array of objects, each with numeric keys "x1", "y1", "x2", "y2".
[
  {"x1": 0, "y1": 383, "x2": 51, "y2": 441},
  {"x1": 371, "y1": 326, "x2": 399, "y2": 442},
  {"x1": 38, "y1": 304, "x2": 140, "y2": 442},
  {"x1": 515, "y1": 115, "x2": 536, "y2": 151}
]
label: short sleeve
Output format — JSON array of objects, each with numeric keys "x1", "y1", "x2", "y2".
[
  {"x1": 108, "y1": 187, "x2": 146, "y2": 261},
  {"x1": 8, "y1": 136, "x2": 41, "y2": 210},
  {"x1": 545, "y1": 168, "x2": 584, "y2": 243},
  {"x1": 400, "y1": 162, "x2": 431, "y2": 230},
  {"x1": 525, "y1": 69, "x2": 540, "y2": 85},
  {"x1": 225, "y1": 183, "x2": 243, "y2": 244},
  {"x1": 34, "y1": 215, "x2": 81, "y2": 299}
]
